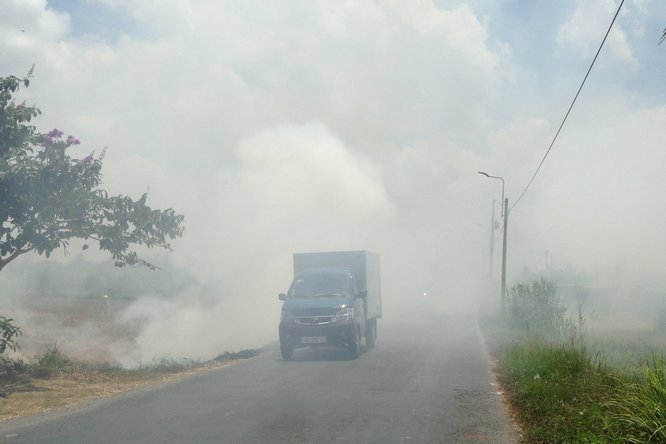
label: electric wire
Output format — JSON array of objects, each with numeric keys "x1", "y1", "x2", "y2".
[
  {"x1": 509, "y1": 0, "x2": 625, "y2": 212},
  {"x1": 494, "y1": 225, "x2": 503, "y2": 243}
]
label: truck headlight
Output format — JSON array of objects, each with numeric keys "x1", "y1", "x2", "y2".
[{"x1": 333, "y1": 307, "x2": 354, "y2": 323}]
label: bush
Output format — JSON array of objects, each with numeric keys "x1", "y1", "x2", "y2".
[
  {"x1": 507, "y1": 277, "x2": 568, "y2": 339},
  {"x1": 31, "y1": 345, "x2": 72, "y2": 378},
  {"x1": 0, "y1": 356, "x2": 29, "y2": 384}
]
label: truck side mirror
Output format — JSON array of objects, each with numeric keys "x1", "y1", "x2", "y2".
[
  {"x1": 278, "y1": 293, "x2": 287, "y2": 301},
  {"x1": 358, "y1": 289, "x2": 368, "y2": 299}
]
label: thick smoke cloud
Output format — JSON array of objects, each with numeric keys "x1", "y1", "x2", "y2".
[{"x1": 2, "y1": 0, "x2": 666, "y2": 361}]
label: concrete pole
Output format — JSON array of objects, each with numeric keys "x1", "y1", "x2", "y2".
[
  {"x1": 489, "y1": 199, "x2": 495, "y2": 278},
  {"x1": 501, "y1": 198, "x2": 509, "y2": 311}
]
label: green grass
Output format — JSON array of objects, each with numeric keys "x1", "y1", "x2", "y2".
[
  {"x1": 499, "y1": 342, "x2": 618, "y2": 443},
  {"x1": 605, "y1": 356, "x2": 666, "y2": 443}
]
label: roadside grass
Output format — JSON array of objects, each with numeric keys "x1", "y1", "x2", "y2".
[
  {"x1": 499, "y1": 342, "x2": 620, "y2": 443},
  {"x1": 488, "y1": 277, "x2": 666, "y2": 443},
  {"x1": 0, "y1": 346, "x2": 260, "y2": 421},
  {"x1": 605, "y1": 356, "x2": 666, "y2": 443}
]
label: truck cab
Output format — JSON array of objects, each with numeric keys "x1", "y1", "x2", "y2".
[{"x1": 279, "y1": 269, "x2": 366, "y2": 360}]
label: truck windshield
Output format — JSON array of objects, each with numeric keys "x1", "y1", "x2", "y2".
[{"x1": 289, "y1": 275, "x2": 351, "y2": 298}]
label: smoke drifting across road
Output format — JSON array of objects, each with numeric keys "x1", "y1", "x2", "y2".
[{"x1": 1, "y1": 1, "x2": 666, "y2": 362}]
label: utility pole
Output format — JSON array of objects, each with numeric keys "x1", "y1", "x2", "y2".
[
  {"x1": 501, "y1": 197, "x2": 509, "y2": 311},
  {"x1": 488, "y1": 199, "x2": 495, "y2": 278},
  {"x1": 478, "y1": 171, "x2": 506, "y2": 311}
]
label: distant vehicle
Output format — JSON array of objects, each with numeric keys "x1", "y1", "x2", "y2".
[{"x1": 278, "y1": 251, "x2": 381, "y2": 360}]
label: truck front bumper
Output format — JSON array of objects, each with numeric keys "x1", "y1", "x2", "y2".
[{"x1": 279, "y1": 322, "x2": 356, "y2": 348}]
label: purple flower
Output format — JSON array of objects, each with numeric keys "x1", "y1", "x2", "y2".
[
  {"x1": 82, "y1": 151, "x2": 95, "y2": 164},
  {"x1": 41, "y1": 137, "x2": 54, "y2": 148},
  {"x1": 47, "y1": 128, "x2": 64, "y2": 139},
  {"x1": 66, "y1": 135, "x2": 81, "y2": 145}
]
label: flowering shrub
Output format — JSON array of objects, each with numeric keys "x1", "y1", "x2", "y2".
[{"x1": 0, "y1": 72, "x2": 185, "y2": 272}]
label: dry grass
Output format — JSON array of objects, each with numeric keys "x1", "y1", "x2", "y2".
[
  {"x1": 5, "y1": 297, "x2": 140, "y2": 363},
  {"x1": 0, "y1": 297, "x2": 257, "y2": 422},
  {"x1": 0, "y1": 359, "x2": 238, "y2": 422}
]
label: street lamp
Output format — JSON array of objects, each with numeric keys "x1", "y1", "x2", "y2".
[
  {"x1": 478, "y1": 171, "x2": 508, "y2": 311},
  {"x1": 477, "y1": 171, "x2": 504, "y2": 217}
]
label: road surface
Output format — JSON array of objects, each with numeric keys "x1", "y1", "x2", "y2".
[{"x1": 0, "y1": 313, "x2": 519, "y2": 443}]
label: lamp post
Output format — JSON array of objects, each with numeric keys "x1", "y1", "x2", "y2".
[
  {"x1": 477, "y1": 172, "x2": 504, "y2": 217},
  {"x1": 478, "y1": 171, "x2": 508, "y2": 310}
]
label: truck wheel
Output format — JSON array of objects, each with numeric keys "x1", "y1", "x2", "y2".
[
  {"x1": 280, "y1": 341, "x2": 293, "y2": 360},
  {"x1": 365, "y1": 319, "x2": 376, "y2": 349},
  {"x1": 348, "y1": 327, "x2": 361, "y2": 359}
]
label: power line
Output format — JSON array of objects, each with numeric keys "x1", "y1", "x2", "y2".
[
  {"x1": 494, "y1": 225, "x2": 503, "y2": 243},
  {"x1": 510, "y1": 0, "x2": 625, "y2": 212}
]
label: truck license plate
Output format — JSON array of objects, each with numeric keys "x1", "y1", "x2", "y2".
[{"x1": 301, "y1": 336, "x2": 326, "y2": 344}]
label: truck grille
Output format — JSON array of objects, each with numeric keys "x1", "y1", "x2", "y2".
[{"x1": 296, "y1": 315, "x2": 334, "y2": 325}]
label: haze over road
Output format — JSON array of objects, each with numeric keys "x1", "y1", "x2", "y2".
[{"x1": 0, "y1": 313, "x2": 518, "y2": 443}]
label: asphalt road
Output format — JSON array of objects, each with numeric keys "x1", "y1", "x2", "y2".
[{"x1": 0, "y1": 313, "x2": 519, "y2": 443}]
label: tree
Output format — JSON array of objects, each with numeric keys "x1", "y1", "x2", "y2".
[{"x1": 0, "y1": 71, "x2": 185, "y2": 272}]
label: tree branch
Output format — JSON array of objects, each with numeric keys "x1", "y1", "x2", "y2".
[{"x1": 0, "y1": 246, "x2": 35, "y2": 272}]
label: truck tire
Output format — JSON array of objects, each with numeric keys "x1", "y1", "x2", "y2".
[
  {"x1": 280, "y1": 341, "x2": 293, "y2": 360},
  {"x1": 365, "y1": 319, "x2": 376, "y2": 349},
  {"x1": 348, "y1": 327, "x2": 361, "y2": 359}
]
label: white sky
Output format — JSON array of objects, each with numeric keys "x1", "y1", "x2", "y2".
[{"x1": 3, "y1": 0, "x2": 666, "y2": 311}]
